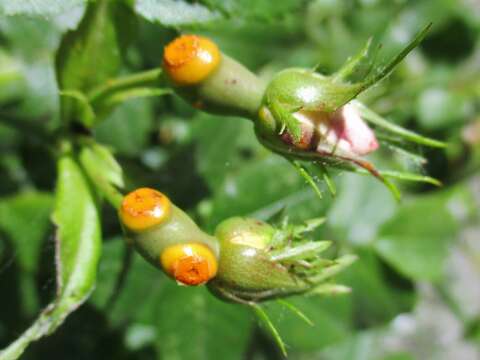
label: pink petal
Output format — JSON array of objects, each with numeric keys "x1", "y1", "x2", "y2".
[{"x1": 330, "y1": 103, "x2": 379, "y2": 156}]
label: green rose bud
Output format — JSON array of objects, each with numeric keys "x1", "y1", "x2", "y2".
[
  {"x1": 208, "y1": 217, "x2": 356, "y2": 304},
  {"x1": 254, "y1": 23, "x2": 445, "y2": 199}
]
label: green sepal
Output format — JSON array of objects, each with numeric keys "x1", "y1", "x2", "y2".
[
  {"x1": 269, "y1": 99, "x2": 302, "y2": 142},
  {"x1": 252, "y1": 304, "x2": 288, "y2": 356},
  {"x1": 289, "y1": 159, "x2": 323, "y2": 200},
  {"x1": 257, "y1": 134, "x2": 440, "y2": 201},
  {"x1": 276, "y1": 299, "x2": 314, "y2": 326},
  {"x1": 353, "y1": 23, "x2": 433, "y2": 98},
  {"x1": 333, "y1": 37, "x2": 377, "y2": 82},
  {"x1": 354, "y1": 101, "x2": 446, "y2": 148}
]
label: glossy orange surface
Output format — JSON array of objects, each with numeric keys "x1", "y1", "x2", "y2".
[
  {"x1": 160, "y1": 243, "x2": 218, "y2": 285},
  {"x1": 119, "y1": 188, "x2": 171, "y2": 232},
  {"x1": 163, "y1": 35, "x2": 221, "y2": 86}
]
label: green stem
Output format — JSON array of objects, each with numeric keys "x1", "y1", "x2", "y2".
[
  {"x1": 87, "y1": 68, "x2": 164, "y2": 105},
  {"x1": 93, "y1": 177, "x2": 123, "y2": 209},
  {"x1": 105, "y1": 244, "x2": 133, "y2": 309},
  {"x1": 183, "y1": 55, "x2": 267, "y2": 118},
  {"x1": 0, "y1": 309, "x2": 51, "y2": 360}
]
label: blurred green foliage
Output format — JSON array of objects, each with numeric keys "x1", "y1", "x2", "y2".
[{"x1": 0, "y1": 0, "x2": 479, "y2": 359}]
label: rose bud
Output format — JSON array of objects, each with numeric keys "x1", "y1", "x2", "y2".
[{"x1": 208, "y1": 217, "x2": 356, "y2": 304}]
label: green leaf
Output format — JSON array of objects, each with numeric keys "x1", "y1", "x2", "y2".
[
  {"x1": 0, "y1": 154, "x2": 101, "y2": 360},
  {"x1": 0, "y1": 16, "x2": 62, "y2": 120},
  {"x1": 317, "y1": 329, "x2": 413, "y2": 360},
  {"x1": 53, "y1": 154, "x2": 102, "y2": 301},
  {"x1": 134, "y1": 0, "x2": 220, "y2": 27},
  {"x1": 80, "y1": 142, "x2": 123, "y2": 188},
  {"x1": 208, "y1": 155, "x2": 332, "y2": 227},
  {"x1": 199, "y1": 0, "x2": 305, "y2": 21},
  {"x1": 56, "y1": 0, "x2": 136, "y2": 126},
  {"x1": 134, "y1": 0, "x2": 304, "y2": 26},
  {"x1": 266, "y1": 295, "x2": 352, "y2": 352},
  {"x1": 328, "y1": 174, "x2": 396, "y2": 246},
  {"x1": 416, "y1": 87, "x2": 468, "y2": 130},
  {"x1": 338, "y1": 249, "x2": 415, "y2": 327},
  {"x1": 374, "y1": 186, "x2": 473, "y2": 281},
  {"x1": 79, "y1": 141, "x2": 124, "y2": 209},
  {"x1": 0, "y1": 192, "x2": 54, "y2": 317},
  {"x1": 192, "y1": 114, "x2": 262, "y2": 190},
  {"x1": 93, "y1": 98, "x2": 154, "y2": 156},
  {"x1": 0, "y1": 192, "x2": 53, "y2": 272},
  {"x1": 154, "y1": 283, "x2": 251, "y2": 360},
  {"x1": 0, "y1": 50, "x2": 24, "y2": 103},
  {"x1": 0, "y1": 0, "x2": 85, "y2": 17},
  {"x1": 89, "y1": 238, "x2": 161, "y2": 321}
]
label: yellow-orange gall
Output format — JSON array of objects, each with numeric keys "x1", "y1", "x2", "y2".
[
  {"x1": 119, "y1": 188, "x2": 171, "y2": 232},
  {"x1": 160, "y1": 243, "x2": 218, "y2": 286},
  {"x1": 163, "y1": 34, "x2": 221, "y2": 86}
]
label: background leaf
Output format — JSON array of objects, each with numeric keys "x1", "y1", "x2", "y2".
[
  {"x1": 374, "y1": 185, "x2": 475, "y2": 281},
  {"x1": 56, "y1": 0, "x2": 136, "y2": 126},
  {"x1": 266, "y1": 295, "x2": 353, "y2": 352},
  {"x1": 0, "y1": 154, "x2": 101, "y2": 360},
  {"x1": 0, "y1": 0, "x2": 85, "y2": 17},
  {"x1": 0, "y1": 192, "x2": 53, "y2": 317},
  {"x1": 134, "y1": 0, "x2": 220, "y2": 27},
  {"x1": 94, "y1": 98, "x2": 154, "y2": 157}
]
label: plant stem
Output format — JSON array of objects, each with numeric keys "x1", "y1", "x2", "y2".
[
  {"x1": 105, "y1": 244, "x2": 133, "y2": 309},
  {"x1": 87, "y1": 68, "x2": 164, "y2": 105},
  {"x1": 96, "y1": 178, "x2": 123, "y2": 209},
  {"x1": 0, "y1": 309, "x2": 50, "y2": 360},
  {"x1": 189, "y1": 55, "x2": 266, "y2": 118}
]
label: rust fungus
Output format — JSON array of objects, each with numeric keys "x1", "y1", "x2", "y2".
[
  {"x1": 163, "y1": 34, "x2": 221, "y2": 86},
  {"x1": 160, "y1": 243, "x2": 218, "y2": 285},
  {"x1": 119, "y1": 187, "x2": 171, "y2": 232}
]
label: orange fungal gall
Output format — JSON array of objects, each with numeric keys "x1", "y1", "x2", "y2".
[
  {"x1": 160, "y1": 243, "x2": 218, "y2": 286},
  {"x1": 119, "y1": 187, "x2": 171, "y2": 232},
  {"x1": 163, "y1": 34, "x2": 221, "y2": 86}
]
